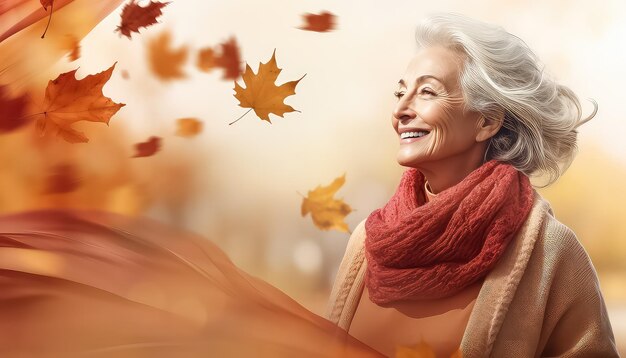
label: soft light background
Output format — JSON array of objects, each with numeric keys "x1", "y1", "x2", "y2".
[{"x1": 1, "y1": 0, "x2": 625, "y2": 354}]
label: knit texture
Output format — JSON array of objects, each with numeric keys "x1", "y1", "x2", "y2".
[
  {"x1": 325, "y1": 192, "x2": 619, "y2": 357},
  {"x1": 364, "y1": 159, "x2": 534, "y2": 304}
]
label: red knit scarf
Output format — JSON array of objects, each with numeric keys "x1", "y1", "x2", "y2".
[{"x1": 364, "y1": 159, "x2": 535, "y2": 305}]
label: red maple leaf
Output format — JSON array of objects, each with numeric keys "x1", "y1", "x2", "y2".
[
  {"x1": 132, "y1": 136, "x2": 161, "y2": 158},
  {"x1": 299, "y1": 11, "x2": 337, "y2": 32},
  {"x1": 116, "y1": 0, "x2": 170, "y2": 39},
  {"x1": 0, "y1": 84, "x2": 30, "y2": 133}
]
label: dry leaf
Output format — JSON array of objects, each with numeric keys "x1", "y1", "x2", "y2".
[
  {"x1": 176, "y1": 117, "x2": 202, "y2": 137},
  {"x1": 197, "y1": 36, "x2": 242, "y2": 80},
  {"x1": 0, "y1": 84, "x2": 29, "y2": 133},
  {"x1": 395, "y1": 340, "x2": 436, "y2": 358},
  {"x1": 132, "y1": 136, "x2": 161, "y2": 157},
  {"x1": 147, "y1": 30, "x2": 188, "y2": 80},
  {"x1": 40, "y1": 0, "x2": 55, "y2": 38},
  {"x1": 116, "y1": 0, "x2": 170, "y2": 39},
  {"x1": 197, "y1": 47, "x2": 217, "y2": 72},
  {"x1": 233, "y1": 49, "x2": 305, "y2": 124},
  {"x1": 301, "y1": 174, "x2": 352, "y2": 232},
  {"x1": 61, "y1": 34, "x2": 80, "y2": 61},
  {"x1": 299, "y1": 11, "x2": 336, "y2": 32},
  {"x1": 215, "y1": 37, "x2": 242, "y2": 80},
  {"x1": 37, "y1": 62, "x2": 126, "y2": 143},
  {"x1": 43, "y1": 163, "x2": 82, "y2": 194},
  {"x1": 40, "y1": 0, "x2": 53, "y2": 10}
]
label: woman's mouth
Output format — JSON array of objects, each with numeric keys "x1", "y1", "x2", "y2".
[{"x1": 399, "y1": 131, "x2": 430, "y2": 144}]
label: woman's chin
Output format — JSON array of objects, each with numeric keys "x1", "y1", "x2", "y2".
[{"x1": 396, "y1": 155, "x2": 422, "y2": 168}]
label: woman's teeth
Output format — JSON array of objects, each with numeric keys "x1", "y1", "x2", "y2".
[{"x1": 400, "y1": 131, "x2": 429, "y2": 139}]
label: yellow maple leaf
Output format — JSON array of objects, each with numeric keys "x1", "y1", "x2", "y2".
[
  {"x1": 232, "y1": 49, "x2": 305, "y2": 124},
  {"x1": 175, "y1": 117, "x2": 203, "y2": 137},
  {"x1": 37, "y1": 62, "x2": 125, "y2": 143},
  {"x1": 301, "y1": 174, "x2": 352, "y2": 233}
]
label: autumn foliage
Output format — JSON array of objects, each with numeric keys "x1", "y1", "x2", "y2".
[
  {"x1": 116, "y1": 0, "x2": 170, "y2": 39},
  {"x1": 197, "y1": 36, "x2": 242, "y2": 80},
  {"x1": 147, "y1": 30, "x2": 188, "y2": 80},
  {"x1": 233, "y1": 49, "x2": 305, "y2": 124},
  {"x1": 37, "y1": 63, "x2": 125, "y2": 143},
  {"x1": 132, "y1": 136, "x2": 161, "y2": 158},
  {"x1": 299, "y1": 11, "x2": 337, "y2": 32},
  {"x1": 0, "y1": 85, "x2": 29, "y2": 133},
  {"x1": 301, "y1": 174, "x2": 352, "y2": 233}
]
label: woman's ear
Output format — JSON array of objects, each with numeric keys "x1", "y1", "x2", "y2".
[{"x1": 476, "y1": 109, "x2": 504, "y2": 142}]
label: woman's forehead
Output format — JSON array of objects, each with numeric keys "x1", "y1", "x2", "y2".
[{"x1": 400, "y1": 46, "x2": 463, "y2": 88}]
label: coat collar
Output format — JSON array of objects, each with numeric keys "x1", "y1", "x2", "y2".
[{"x1": 460, "y1": 190, "x2": 553, "y2": 356}]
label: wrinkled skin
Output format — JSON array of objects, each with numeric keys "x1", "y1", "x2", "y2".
[{"x1": 392, "y1": 45, "x2": 502, "y2": 194}]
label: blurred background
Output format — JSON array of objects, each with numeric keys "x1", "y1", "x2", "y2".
[{"x1": 1, "y1": 0, "x2": 625, "y2": 354}]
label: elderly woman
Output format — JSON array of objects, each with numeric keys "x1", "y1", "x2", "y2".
[{"x1": 325, "y1": 12, "x2": 618, "y2": 358}]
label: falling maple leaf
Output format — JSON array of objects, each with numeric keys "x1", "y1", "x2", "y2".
[
  {"x1": 116, "y1": 0, "x2": 170, "y2": 39},
  {"x1": 147, "y1": 30, "x2": 188, "y2": 81},
  {"x1": 197, "y1": 36, "x2": 242, "y2": 80},
  {"x1": 301, "y1": 174, "x2": 352, "y2": 233},
  {"x1": 37, "y1": 62, "x2": 126, "y2": 143},
  {"x1": 40, "y1": 0, "x2": 55, "y2": 38},
  {"x1": 40, "y1": 0, "x2": 53, "y2": 10},
  {"x1": 61, "y1": 34, "x2": 81, "y2": 61},
  {"x1": 232, "y1": 49, "x2": 305, "y2": 125},
  {"x1": 43, "y1": 163, "x2": 82, "y2": 194},
  {"x1": 132, "y1": 136, "x2": 161, "y2": 157},
  {"x1": 197, "y1": 47, "x2": 217, "y2": 71},
  {"x1": 0, "y1": 84, "x2": 30, "y2": 133},
  {"x1": 175, "y1": 117, "x2": 202, "y2": 137},
  {"x1": 299, "y1": 11, "x2": 337, "y2": 32}
]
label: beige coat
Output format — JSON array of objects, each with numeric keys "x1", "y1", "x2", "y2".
[{"x1": 325, "y1": 190, "x2": 619, "y2": 357}]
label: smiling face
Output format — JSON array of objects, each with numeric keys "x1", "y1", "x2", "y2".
[{"x1": 392, "y1": 45, "x2": 488, "y2": 173}]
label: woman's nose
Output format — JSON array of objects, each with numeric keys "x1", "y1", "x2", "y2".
[{"x1": 393, "y1": 96, "x2": 416, "y2": 122}]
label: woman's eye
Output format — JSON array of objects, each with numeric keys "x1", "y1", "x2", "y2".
[
  {"x1": 393, "y1": 91, "x2": 405, "y2": 99},
  {"x1": 420, "y1": 88, "x2": 436, "y2": 96}
]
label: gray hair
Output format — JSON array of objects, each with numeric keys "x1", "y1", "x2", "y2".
[{"x1": 414, "y1": 12, "x2": 597, "y2": 187}]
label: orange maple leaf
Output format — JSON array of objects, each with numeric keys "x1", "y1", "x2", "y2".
[
  {"x1": 37, "y1": 63, "x2": 125, "y2": 143},
  {"x1": 40, "y1": 0, "x2": 54, "y2": 38},
  {"x1": 147, "y1": 30, "x2": 188, "y2": 81},
  {"x1": 175, "y1": 117, "x2": 202, "y2": 138},
  {"x1": 116, "y1": 0, "x2": 170, "y2": 39},
  {"x1": 0, "y1": 84, "x2": 30, "y2": 133},
  {"x1": 232, "y1": 49, "x2": 305, "y2": 124},
  {"x1": 197, "y1": 47, "x2": 217, "y2": 72},
  {"x1": 197, "y1": 36, "x2": 242, "y2": 80},
  {"x1": 40, "y1": 0, "x2": 53, "y2": 10},
  {"x1": 301, "y1": 174, "x2": 352, "y2": 233},
  {"x1": 61, "y1": 34, "x2": 80, "y2": 61},
  {"x1": 299, "y1": 11, "x2": 337, "y2": 32},
  {"x1": 132, "y1": 136, "x2": 161, "y2": 157}
]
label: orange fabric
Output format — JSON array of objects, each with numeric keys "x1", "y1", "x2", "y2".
[{"x1": 0, "y1": 209, "x2": 383, "y2": 357}]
